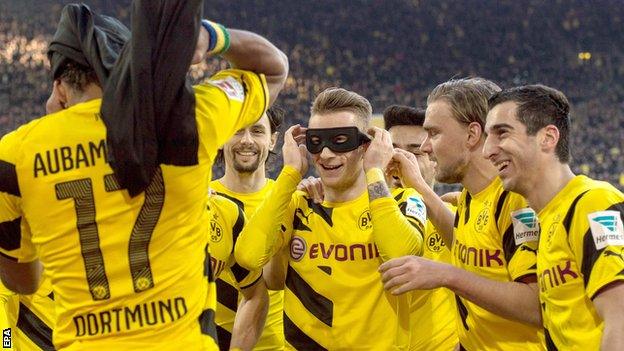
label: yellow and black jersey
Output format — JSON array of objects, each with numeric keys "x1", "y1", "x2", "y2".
[
  {"x1": 206, "y1": 193, "x2": 263, "y2": 350},
  {"x1": 235, "y1": 166, "x2": 426, "y2": 350},
  {"x1": 0, "y1": 281, "x2": 18, "y2": 351},
  {"x1": 0, "y1": 69, "x2": 268, "y2": 350},
  {"x1": 0, "y1": 277, "x2": 55, "y2": 351},
  {"x1": 210, "y1": 179, "x2": 285, "y2": 351},
  {"x1": 453, "y1": 177, "x2": 544, "y2": 350},
  {"x1": 537, "y1": 175, "x2": 624, "y2": 350},
  {"x1": 409, "y1": 205, "x2": 458, "y2": 351}
]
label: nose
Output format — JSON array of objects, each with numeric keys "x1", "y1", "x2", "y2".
[
  {"x1": 420, "y1": 135, "x2": 433, "y2": 155},
  {"x1": 239, "y1": 129, "x2": 254, "y2": 144},
  {"x1": 482, "y1": 134, "x2": 497, "y2": 160},
  {"x1": 319, "y1": 146, "x2": 336, "y2": 159}
]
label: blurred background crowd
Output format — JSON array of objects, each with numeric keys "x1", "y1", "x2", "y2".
[{"x1": 1, "y1": 0, "x2": 622, "y2": 189}]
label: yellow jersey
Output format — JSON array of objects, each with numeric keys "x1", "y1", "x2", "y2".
[
  {"x1": 409, "y1": 204, "x2": 458, "y2": 351},
  {"x1": 210, "y1": 179, "x2": 285, "y2": 351},
  {"x1": 453, "y1": 177, "x2": 544, "y2": 350},
  {"x1": 0, "y1": 69, "x2": 268, "y2": 350},
  {"x1": 537, "y1": 175, "x2": 624, "y2": 350},
  {"x1": 235, "y1": 166, "x2": 426, "y2": 350},
  {"x1": 0, "y1": 276, "x2": 54, "y2": 351},
  {"x1": 206, "y1": 193, "x2": 264, "y2": 350}
]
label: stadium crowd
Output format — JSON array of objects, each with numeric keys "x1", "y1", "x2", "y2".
[{"x1": 1, "y1": 0, "x2": 622, "y2": 188}]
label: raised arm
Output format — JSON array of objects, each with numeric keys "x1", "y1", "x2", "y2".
[
  {"x1": 363, "y1": 127, "x2": 424, "y2": 260},
  {"x1": 391, "y1": 149, "x2": 455, "y2": 246}
]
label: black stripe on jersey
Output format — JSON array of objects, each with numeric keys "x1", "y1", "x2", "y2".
[
  {"x1": 286, "y1": 265, "x2": 333, "y2": 327},
  {"x1": 318, "y1": 265, "x2": 331, "y2": 275},
  {"x1": 198, "y1": 308, "x2": 218, "y2": 340},
  {"x1": 544, "y1": 327, "x2": 559, "y2": 351},
  {"x1": 0, "y1": 217, "x2": 21, "y2": 251},
  {"x1": 231, "y1": 263, "x2": 252, "y2": 285},
  {"x1": 562, "y1": 191, "x2": 590, "y2": 234},
  {"x1": 48, "y1": 291, "x2": 54, "y2": 300},
  {"x1": 216, "y1": 324, "x2": 232, "y2": 351},
  {"x1": 454, "y1": 295, "x2": 469, "y2": 330},
  {"x1": 293, "y1": 209, "x2": 312, "y2": 232},
  {"x1": 582, "y1": 202, "x2": 624, "y2": 290},
  {"x1": 393, "y1": 191, "x2": 404, "y2": 202},
  {"x1": 453, "y1": 209, "x2": 459, "y2": 229},
  {"x1": 284, "y1": 312, "x2": 328, "y2": 351},
  {"x1": 463, "y1": 193, "x2": 472, "y2": 224},
  {"x1": 306, "y1": 198, "x2": 333, "y2": 227},
  {"x1": 501, "y1": 224, "x2": 516, "y2": 264},
  {"x1": 239, "y1": 273, "x2": 262, "y2": 290},
  {"x1": 0, "y1": 250, "x2": 17, "y2": 262},
  {"x1": 493, "y1": 190, "x2": 509, "y2": 229},
  {"x1": 0, "y1": 160, "x2": 20, "y2": 196},
  {"x1": 398, "y1": 202, "x2": 426, "y2": 237},
  {"x1": 216, "y1": 278, "x2": 239, "y2": 311},
  {"x1": 204, "y1": 245, "x2": 215, "y2": 282},
  {"x1": 230, "y1": 204, "x2": 245, "y2": 251},
  {"x1": 215, "y1": 192, "x2": 245, "y2": 212},
  {"x1": 17, "y1": 302, "x2": 54, "y2": 350},
  {"x1": 459, "y1": 344, "x2": 467, "y2": 351}
]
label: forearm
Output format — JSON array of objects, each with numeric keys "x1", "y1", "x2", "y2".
[
  {"x1": 367, "y1": 168, "x2": 424, "y2": 259},
  {"x1": 234, "y1": 166, "x2": 300, "y2": 270},
  {"x1": 222, "y1": 29, "x2": 288, "y2": 105},
  {"x1": 0, "y1": 258, "x2": 42, "y2": 295},
  {"x1": 601, "y1": 322, "x2": 624, "y2": 351},
  {"x1": 231, "y1": 283, "x2": 269, "y2": 351},
  {"x1": 263, "y1": 248, "x2": 288, "y2": 290},
  {"x1": 445, "y1": 266, "x2": 542, "y2": 326},
  {"x1": 370, "y1": 197, "x2": 424, "y2": 260},
  {"x1": 418, "y1": 184, "x2": 455, "y2": 247}
]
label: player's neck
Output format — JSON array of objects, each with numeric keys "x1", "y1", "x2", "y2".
[
  {"x1": 323, "y1": 170, "x2": 367, "y2": 203},
  {"x1": 219, "y1": 166, "x2": 268, "y2": 193},
  {"x1": 461, "y1": 155, "x2": 498, "y2": 195},
  {"x1": 66, "y1": 84, "x2": 102, "y2": 108},
  {"x1": 525, "y1": 163, "x2": 575, "y2": 213}
]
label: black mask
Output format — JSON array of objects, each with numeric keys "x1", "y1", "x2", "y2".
[{"x1": 305, "y1": 127, "x2": 371, "y2": 154}]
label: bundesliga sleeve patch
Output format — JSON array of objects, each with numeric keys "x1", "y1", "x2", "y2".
[
  {"x1": 405, "y1": 196, "x2": 427, "y2": 224},
  {"x1": 208, "y1": 76, "x2": 245, "y2": 102},
  {"x1": 511, "y1": 208, "x2": 539, "y2": 245},
  {"x1": 588, "y1": 210, "x2": 624, "y2": 250}
]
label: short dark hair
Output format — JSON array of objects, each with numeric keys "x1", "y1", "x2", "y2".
[
  {"x1": 57, "y1": 60, "x2": 100, "y2": 92},
  {"x1": 383, "y1": 105, "x2": 426, "y2": 130},
  {"x1": 488, "y1": 84, "x2": 571, "y2": 163}
]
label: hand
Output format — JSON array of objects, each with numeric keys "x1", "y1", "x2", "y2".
[
  {"x1": 378, "y1": 255, "x2": 453, "y2": 294},
  {"x1": 192, "y1": 26, "x2": 209, "y2": 64},
  {"x1": 440, "y1": 191, "x2": 461, "y2": 206},
  {"x1": 283, "y1": 125, "x2": 308, "y2": 176},
  {"x1": 297, "y1": 176, "x2": 324, "y2": 203},
  {"x1": 389, "y1": 148, "x2": 428, "y2": 190},
  {"x1": 363, "y1": 127, "x2": 394, "y2": 171}
]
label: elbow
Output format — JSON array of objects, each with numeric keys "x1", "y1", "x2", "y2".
[
  {"x1": 2, "y1": 277, "x2": 39, "y2": 295},
  {"x1": 234, "y1": 243, "x2": 263, "y2": 272}
]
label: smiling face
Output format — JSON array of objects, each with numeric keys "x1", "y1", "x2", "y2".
[
  {"x1": 308, "y1": 111, "x2": 367, "y2": 191},
  {"x1": 421, "y1": 100, "x2": 471, "y2": 184},
  {"x1": 222, "y1": 114, "x2": 276, "y2": 174},
  {"x1": 388, "y1": 125, "x2": 436, "y2": 187},
  {"x1": 484, "y1": 101, "x2": 539, "y2": 195}
]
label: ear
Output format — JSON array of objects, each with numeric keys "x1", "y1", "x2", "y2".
[
  {"x1": 539, "y1": 125, "x2": 560, "y2": 154},
  {"x1": 269, "y1": 132, "x2": 279, "y2": 151},
  {"x1": 466, "y1": 121, "x2": 483, "y2": 149}
]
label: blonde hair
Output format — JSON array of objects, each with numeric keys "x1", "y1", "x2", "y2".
[
  {"x1": 311, "y1": 88, "x2": 372, "y2": 128},
  {"x1": 427, "y1": 77, "x2": 501, "y2": 128}
]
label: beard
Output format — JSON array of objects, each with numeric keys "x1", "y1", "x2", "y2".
[{"x1": 233, "y1": 156, "x2": 262, "y2": 173}]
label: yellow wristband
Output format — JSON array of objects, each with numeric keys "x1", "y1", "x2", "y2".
[{"x1": 365, "y1": 167, "x2": 385, "y2": 185}]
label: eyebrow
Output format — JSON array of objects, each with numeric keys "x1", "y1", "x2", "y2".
[{"x1": 489, "y1": 123, "x2": 514, "y2": 132}]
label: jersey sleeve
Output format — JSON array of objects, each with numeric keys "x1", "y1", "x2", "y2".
[
  {"x1": 498, "y1": 192, "x2": 538, "y2": 281},
  {"x1": 569, "y1": 189, "x2": 624, "y2": 299},
  {"x1": 228, "y1": 204, "x2": 263, "y2": 290},
  {"x1": 194, "y1": 68, "x2": 269, "y2": 155},
  {"x1": 234, "y1": 165, "x2": 300, "y2": 271},
  {"x1": 0, "y1": 130, "x2": 37, "y2": 263},
  {"x1": 370, "y1": 188, "x2": 425, "y2": 261}
]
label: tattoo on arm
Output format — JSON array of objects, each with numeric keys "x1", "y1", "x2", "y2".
[{"x1": 367, "y1": 181, "x2": 391, "y2": 201}]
